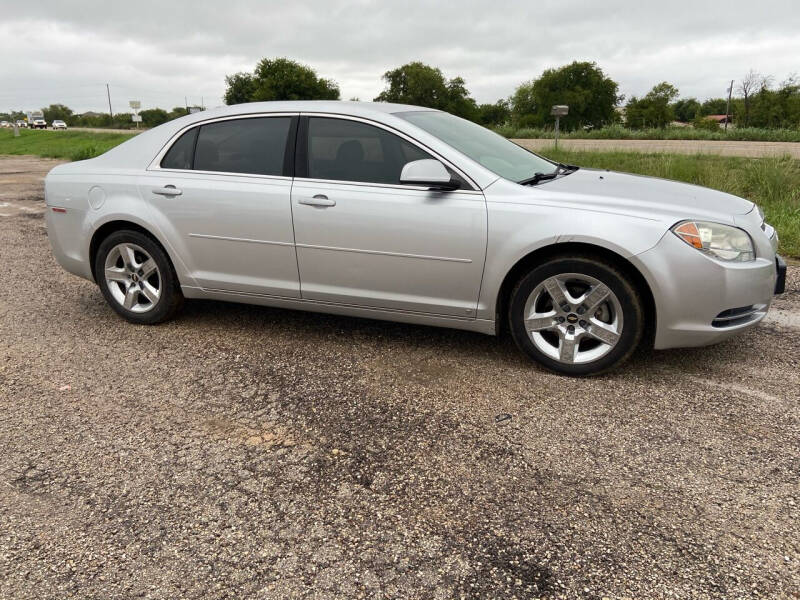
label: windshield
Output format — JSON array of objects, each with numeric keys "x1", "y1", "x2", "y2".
[{"x1": 397, "y1": 110, "x2": 557, "y2": 183}]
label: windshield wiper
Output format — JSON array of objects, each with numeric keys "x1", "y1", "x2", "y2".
[
  {"x1": 557, "y1": 163, "x2": 580, "y2": 174},
  {"x1": 518, "y1": 171, "x2": 559, "y2": 186}
]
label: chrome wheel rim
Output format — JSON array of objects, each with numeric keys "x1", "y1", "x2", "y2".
[
  {"x1": 523, "y1": 273, "x2": 623, "y2": 365},
  {"x1": 104, "y1": 243, "x2": 161, "y2": 313}
]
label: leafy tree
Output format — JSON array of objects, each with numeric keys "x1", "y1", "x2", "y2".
[
  {"x1": 737, "y1": 70, "x2": 771, "y2": 127},
  {"x1": 374, "y1": 61, "x2": 477, "y2": 120},
  {"x1": 42, "y1": 104, "x2": 73, "y2": 124},
  {"x1": 224, "y1": 73, "x2": 256, "y2": 105},
  {"x1": 510, "y1": 82, "x2": 538, "y2": 127},
  {"x1": 510, "y1": 61, "x2": 621, "y2": 131},
  {"x1": 223, "y1": 58, "x2": 339, "y2": 105},
  {"x1": 168, "y1": 106, "x2": 190, "y2": 120},
  {"x1": 699, "y1": 98, "x2": 728, "y2": 116},
  {"x1": 746, "y1": 77, "x2": 800, "y2": 128},
  {"x1": 672, "y1": 98, "x2": 700, "y2": 122},
  {"x1": 476, "y1": 100, "x2": 511, "y2": 126},
  {"x1": 625, "y1": 82, "x2": 679, "y2": 128},
  {"x1": 140, "y1": 108, "x2": 169, "y2": 127}
]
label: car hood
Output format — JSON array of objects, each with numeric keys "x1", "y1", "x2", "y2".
[{"x1": 532, "y1": 168, "x2": 754, "y2": 222}]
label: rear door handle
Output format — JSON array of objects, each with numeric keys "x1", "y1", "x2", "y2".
[
  {"x1": 298, "y1": 194, "x2": 335, "y2": 207},
  {"x1": 152, "y1": 185, "x2": 182, "y2": 197}
]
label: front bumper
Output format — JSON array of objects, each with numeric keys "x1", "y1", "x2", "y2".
[{"x1": 632, "y1": 232, "x2": 778, "y2": 350}]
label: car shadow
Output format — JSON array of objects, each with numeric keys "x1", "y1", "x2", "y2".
[{"x1": 170, "y1": 297, "x2": 740, "y2": 379}]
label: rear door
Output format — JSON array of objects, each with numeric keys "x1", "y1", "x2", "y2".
[
  {"x1": 291, "y1": 115, "x2": 487, "y2": 317},
  {"x1": 141, "y1": 115, "x2": 301, "y2": 297}
]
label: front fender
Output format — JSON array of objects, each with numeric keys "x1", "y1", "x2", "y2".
[{"x1": 477, "y1": 195, "x2": 668, "y2": 320}]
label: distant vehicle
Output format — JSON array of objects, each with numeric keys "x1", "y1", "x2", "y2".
[
  {"x1": 52, "y1": 120, "x2": 67, "y2": 130},
  {"x1": 26, "y1": 110, "x2": 46, "y2": 129},
  {"x1": 16, "y1": 120, "x2": 27, "y2": 128},
  {"x1": 44, "y1": 101, "x2": 785, "y2": 375},
  {"x1": 0, "y1": 121, "x2": 9, "y2": 128}
]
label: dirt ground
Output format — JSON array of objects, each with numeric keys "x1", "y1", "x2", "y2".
[
  {"x1": 1, "y1": 156, "x2": 798, "y2": 599},
  {"x1": 513, "y1": 138, "x2": 800, "y2": 158}
]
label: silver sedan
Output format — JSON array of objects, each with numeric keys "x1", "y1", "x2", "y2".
[{"x1": 44, "y1": 101, "x2": 785, "y2": 375}]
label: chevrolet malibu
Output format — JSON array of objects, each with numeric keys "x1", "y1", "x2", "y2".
[{"x1": 44, "y1": 101, "x2": 786, "y2": 375}]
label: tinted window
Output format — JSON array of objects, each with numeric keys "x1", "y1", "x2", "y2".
[
  {"x1": 307, "y1": 117, "x2": 436, "y2": 185},
  {"x1": 193, "y1": 117, "x2": 291, "y2": 176},
  {"x1": 160, "y1": 127, "x2": 197, "y2": 170}
]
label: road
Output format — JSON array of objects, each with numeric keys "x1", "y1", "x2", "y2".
[
  {"x1": 1, "y1": 156, "x2": 798, "y2": 599},
  {"x1": 513, "y1": 138, "x2": 800, "y2": 158}
]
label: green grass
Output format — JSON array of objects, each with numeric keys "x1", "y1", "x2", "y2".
[
  {"x1": 496, "y1": 124, "x2": 800, "y2": 142},
  {"x1": 536, "y1": 147, "x2": 800, "y2": 258},
  {"x1": 0, "y1": 129, "x2": 135, "y2": 161}
]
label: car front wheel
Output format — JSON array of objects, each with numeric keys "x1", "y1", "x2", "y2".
[
  {"x1": 509, "y1": 255, "x2": 644, "y2": 376},
  {"x1": 94, "y1": 230, "x2": 183, "y2": 324}
]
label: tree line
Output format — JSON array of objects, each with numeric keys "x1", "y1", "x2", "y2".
[{"x1": 4, "y1": 59, "x2": 798, "y2": 132}]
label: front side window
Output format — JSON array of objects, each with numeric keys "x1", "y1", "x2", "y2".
[{"x1": 307, "y1": 117, "x2": 437, "y2": 185}]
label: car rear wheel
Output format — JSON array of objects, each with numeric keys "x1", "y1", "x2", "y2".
[
  {"x1": 509, "y1": 255, "x2": 644, "y2": 376},
  {"x1": 94, "y1": 230, "x2": 183, "y2": 324}
]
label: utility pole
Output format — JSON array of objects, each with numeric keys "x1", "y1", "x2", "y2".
[
  {"x1": 106, "y1": 84, "x2": 114, "y2": 122},
  {"x1": 185, "y1": 96, "x2": 188, "y2": 113},
  {"x1": 724, "y1": 80, "x2": 734, "y2": 132}
]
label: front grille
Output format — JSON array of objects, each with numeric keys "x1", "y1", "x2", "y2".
[{"x1": 712, "y1": 305, "x2": 760, "y2": 328}]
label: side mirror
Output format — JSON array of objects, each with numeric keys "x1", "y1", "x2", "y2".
[{"x1": 400, "y1": 159, "x2": 460, "y2": 191}]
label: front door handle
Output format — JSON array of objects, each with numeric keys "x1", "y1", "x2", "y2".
[
  {"x1": 298, "y1": 194, "x2": 336, "y2": 207},
  {"x1": 152, "y1": 185, "x2": 182, "y2": 197}
]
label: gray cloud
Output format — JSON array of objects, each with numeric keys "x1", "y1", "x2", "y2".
[{"x1": 1, "y1": 0, "x2": 798, "y2": 113}]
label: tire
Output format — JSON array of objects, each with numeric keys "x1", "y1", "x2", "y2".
[
  {"x1": 94, "y1": 229, "x2": 183, "y2": 324},
  {"x1": 508, "y1": 255, "x2": 644, "y2": 376}
]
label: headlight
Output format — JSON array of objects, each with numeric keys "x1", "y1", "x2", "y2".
[{"x1": 672, "y1": 221, "x2": 755, "y2": 262}]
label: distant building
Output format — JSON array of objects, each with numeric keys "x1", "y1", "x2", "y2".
[{"x1": 704, "y1": 114, "x2": 733, "y2": 124}]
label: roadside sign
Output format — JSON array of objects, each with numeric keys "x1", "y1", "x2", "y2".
[
  {"x1": 131, "y1": 115, "x2": 142, "y2": 122},
  {"x1": 550, "y1": 105, "x2": 569, "y2": 149},
  {"x1": 129, "y1": 100, "x2": 141, "y2": 110}
]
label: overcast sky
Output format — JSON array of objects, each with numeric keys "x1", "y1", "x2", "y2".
[{"x1": 1, "y1": 0, "x2": 799, "y2": 114}]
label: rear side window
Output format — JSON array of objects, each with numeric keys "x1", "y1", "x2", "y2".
[
  {"x1": 160, "y1": 127, "x2": 197, "y2": 170},
  {"x1": 307, "y1": 117, "x2": 436, "y2": 185},
  {"x1": 160, "y1": 117, "x2": 292, "y2": 176},
  {"x1": 194, "y1": 117, "x2": 291, "y2": 176}
]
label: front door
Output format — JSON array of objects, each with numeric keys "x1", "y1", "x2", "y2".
[{"x1": 291, "y1": 116, "x2": 487, "y2": 317}]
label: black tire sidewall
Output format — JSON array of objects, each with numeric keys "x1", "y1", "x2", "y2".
[
  {"x1": 94, "y1": 230, "x2": 181, "y2": 324},
  {"x1": 509, "y1": 257, "x2": 644, "y2": 376}
]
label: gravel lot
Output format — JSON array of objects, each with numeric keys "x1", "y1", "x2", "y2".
[{"x1": 1, "y1": 156, "x2": 798, "y2": 599}]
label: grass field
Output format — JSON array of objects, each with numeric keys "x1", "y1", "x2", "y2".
[
  {"x1": 538, "y1": 147, "x2": 800, "y2": 257},
  {"x1": 1, "y1": 129, "x2": 797, "y2": 257},
  {"x1": 496, "y1": 124, "x2": 800, "y2": 142},
  {"x1": 0, "y1": 129, "x2": 136, "y2": 161}
]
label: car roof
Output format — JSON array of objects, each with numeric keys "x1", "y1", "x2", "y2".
[{"x1": 186, "y1": 100, "x2": 437, "y2": 121}]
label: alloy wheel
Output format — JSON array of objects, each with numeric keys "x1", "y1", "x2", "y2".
[
  {"x1": 103, "y1": 243, "x2": 162, "y2": 313},
  {"x1": 523, "y1": 273, "x2": 623, "y2": 364}
]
